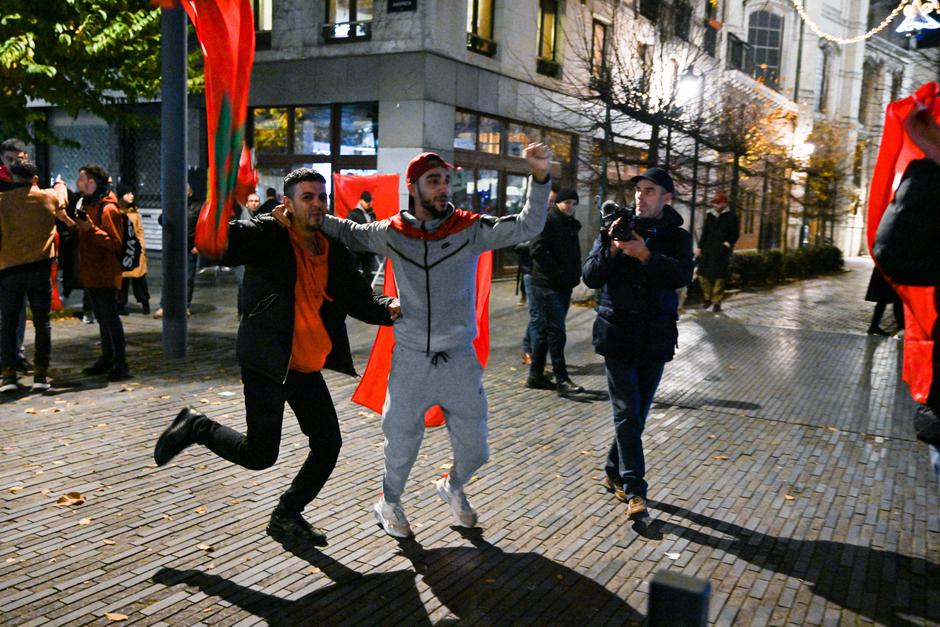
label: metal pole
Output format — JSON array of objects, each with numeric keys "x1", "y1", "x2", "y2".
[
  {"x1": 689, "y1": 87, "x2": 704, "y2": 247},
  {"x1": 160, "y1": 6, "x2": 188, "y2": 358}
]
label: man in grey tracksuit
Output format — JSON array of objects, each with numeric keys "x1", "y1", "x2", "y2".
[{"x1": 319, "y1": 143, "x2": 552, "y2": 537}]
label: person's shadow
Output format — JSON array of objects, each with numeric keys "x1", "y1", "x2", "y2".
[
  {"x1": 153, "y1": 530, "x2": 643, "y2": 625},
  {"x1": 394, "y1": 528, "x2": 643, "y2": 625},
  {"x1": 649, "y1": 500, "x2": 940, "y2": 626}
]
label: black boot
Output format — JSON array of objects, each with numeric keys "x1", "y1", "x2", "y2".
[
  {"x1": 82, "y1": 358, "x2": 112, "y2": 375},
  {"x1": 107, "y1": 362, "x2": 132, "y2": 382},
  {"x1": 154, "y1": 407, "x2": 203, "y2": 466}
]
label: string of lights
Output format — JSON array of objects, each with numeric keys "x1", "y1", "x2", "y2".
[{"x1": 787, "y1": 0, "x2": 910, "y2": 45}]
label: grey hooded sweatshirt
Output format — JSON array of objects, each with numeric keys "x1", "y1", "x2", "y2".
[{"x1": 320, "y1": 177, "x2": 551, "y2": 354}]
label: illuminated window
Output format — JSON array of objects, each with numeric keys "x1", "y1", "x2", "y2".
[
  {"x1": 538, "y1": 0, "x2": 558, "y2": 61},
  {"x1": 467, "y1": 0, "x2": 497, "y2": 56},
  {"x1": 747, "y1": 10, "x2": 783, "y2": 89},
  {"x1": 591, "y1": 20, "x2": 608, "y2": 81},
  {"x1": 325, "y1": 0, "x2": 373, "y2": 41}
]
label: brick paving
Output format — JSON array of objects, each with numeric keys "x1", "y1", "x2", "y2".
[{"x1": 1, "y1": 257, "x2": 937, "y2": 626}]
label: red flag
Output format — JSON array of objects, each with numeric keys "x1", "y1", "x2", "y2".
[
  {"x1": 352, "y1": 252, "x2": 493, "y2": 428},
  {"x1": 179, "y1": 0, "x2": 257, "y2": 259},
  {"x1": 866, "y1": 81, "x2": 939, "y2": 405},
  {"x1": 332, "y1": 173, "x2": 400, "y2": 220}
]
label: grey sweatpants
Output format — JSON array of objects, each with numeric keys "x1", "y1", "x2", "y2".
[{"x1": 382, "y1": 344, "x2": 489, "y2": 503}]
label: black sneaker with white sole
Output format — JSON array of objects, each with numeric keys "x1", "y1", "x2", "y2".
[{"x1": 266, "y1": 509, "x2": 327, "y2": 545}]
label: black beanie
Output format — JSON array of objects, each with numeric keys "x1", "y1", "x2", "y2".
[{"x1": 555, "y1": 188, "x2": 579, "y2": 204}]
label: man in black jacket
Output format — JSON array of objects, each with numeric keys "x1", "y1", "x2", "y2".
[
  {"x1": 153, "y1": 169, "x2": 399, "y2": 545},
  {"x1": 347, "y1": 190, "x2": 379, "y2": 278},
  {"x1": 526, "y1": 188, "x2": 584, "y2": 395},
  {"x1": 583, "y1": 168, "x2": 693, "y2": 519}
]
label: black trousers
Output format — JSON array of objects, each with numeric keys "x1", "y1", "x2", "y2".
[
  {"x1": 87, "y1": 288, "x2": 126, "y2": 363},
  {"x1": 0, "y1": 261, "x2": 52, "y2": 370},
  {"x1": 192, "y1": 368, "x2": 342, "y2": 514},
  {"x1": 119, "y1": 276, "x2": 150, "y2": 308}
]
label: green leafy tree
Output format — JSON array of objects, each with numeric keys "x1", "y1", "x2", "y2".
[{"x1": 0, "y1": 0, "x2": 203, "y2": 145}]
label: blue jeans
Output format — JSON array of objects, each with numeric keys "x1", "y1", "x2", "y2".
[
  {"x1": 604, "y1": 357, "x2": 665, "y2": 499},
  {"x1": 521, "y1": 274, "x2": 542, "y2": 355},
  {"x1": 0, "y1": 261, "x2": 52, "y2": 370},
  {"x1": 529, "y1": 284, "x2": 571, "y2": 379}
]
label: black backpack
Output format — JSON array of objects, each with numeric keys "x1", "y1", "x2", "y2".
[{"x1": 117, "y1": 212, "x2": 142, "y2": 272}]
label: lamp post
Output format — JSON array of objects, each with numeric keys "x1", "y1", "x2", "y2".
[{"x1": 678, "y1": 67, "x2": 705, "y2": 246}]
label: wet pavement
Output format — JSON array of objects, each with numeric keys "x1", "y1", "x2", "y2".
[{"x1": 1, "y1": 256, "x2": 936, "y2": 626}]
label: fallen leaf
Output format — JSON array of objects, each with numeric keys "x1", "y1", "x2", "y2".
[
  {"x1": 199, "y1": 398, "x2": 210, "y2": 404},
  {"x1": 707, "y1": 434, "x2": 716, "y2": 439},
  {"x1": 159, "y1": 395, "x2": 171, "y2": 399},
  {"x1": 307, "y1": 566, "x2": 320, "y2": 574},
  {"x1": 194, "y1": 506, "x2": 208, "y2": 514},
  {"x1": 9, "y1": 485, "x2": 24, "y2": 494},
  {"x1": 24, "y1": 408, "x2": 38, "y2": 414},
  {"x1": 483, "y1": 577, "x2": 496, "y2": 584},
  {"x1": 1, "y1": 446, "x2": 16, "y2": 450},
  {"x1": 104, "y1": 612, "x2": 128, "y2": 621},
  {"x1": 162, "y1": 514, "x2": 173, "y2": 521},
  {"x1": 218, "y1": 391, "x2": 235, "y2": 397},
  {"x1": 783, "y1": 495, "x2": 796, "y2": 501},
  {"x1": 119, "y1": 386, "x2": 134, "y2": 392},
  {"x1": 102, "y1": 539, "x2": 117, "y2": 545},
  {"x1": 826, "y1": 426, "x2": 839, "y2": 432},
  {"x1": 665, "y1": 552, "x2": 681, "y2": 560},
  {"x1": 6, "y1": 557, "x2": 16, "y2": 563},
  {"x1": 56, "y1": 492, "x2": 86, "y2": 506},
  {"x1": 196, "y1": 543, "x2": 214, "y2": 552},
  {"x1": 96, "y1": 423, "x2": 108, "y2": 428},
  {"x1": 78, "y1": 518, "x2": 92, "y2": 525},
  {"x1": 712, "y1": 455, "x2": 729, "y2": 461},
  {"x1": 230, "y1": 499, "x2": 242, "y2": 505},
  {"x1": 40, "y1": 488, "x2": 51, "y2": 495}
]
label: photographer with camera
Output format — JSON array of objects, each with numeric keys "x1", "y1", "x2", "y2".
[{"x1": 582, "y1": 167, "x2": 693, "y2": 518}]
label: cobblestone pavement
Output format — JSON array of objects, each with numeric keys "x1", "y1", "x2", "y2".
[{"x1": 1, "y1": 257, "x2": 937, "y2": 626}]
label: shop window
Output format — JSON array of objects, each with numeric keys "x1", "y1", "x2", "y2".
[
  {"x1": 253, "y1": 108, "x2": 290, "y2": 154},
  {"x1": 324, "y1": 0, "x2": 373, "y2": 42},
  {"x1": 537, "y1": 0, "x2": 561, "y2": 76},
  {"x1": 253, "y1": 0, "x2": 273, "y2": 49},
  {"x1": 340, "y1": 102, "x2": 378, "y2": 156},
  {"x1": 467, "y1": 0, "x2": 497, "y2": 56},
  {"x1": 293, "y1": 107, "x2": 332, "y2": 156},
  {"x1": 454, "y1": 111, "x2": 478, "y2": 150},
  {"x1": 478, "y1": 116, "x2": 503, "y2": 155},
  {"x1": 543, "y1": 129, "x2": 571, "y2": 163},
  {"x1": 507, "y1": 123, "x2": 538, "y2": 157}
]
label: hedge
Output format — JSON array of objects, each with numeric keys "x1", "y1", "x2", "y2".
[{"x1": 728, "y1": 245, "x2": 844, "y2": 287}]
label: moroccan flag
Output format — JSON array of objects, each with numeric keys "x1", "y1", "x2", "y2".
[
  {"x1": 866, "y1": 81, "x2": 939, "y2": 405},
  {"x1": 179, "y1": 0, "x2": 258, "y2": 259},
  {"x1": 352, "y1": 252, "x2": 493, "y2": 428},
  {"x1": 332, "y1": 173, "x2": 400, "y2": 220}
]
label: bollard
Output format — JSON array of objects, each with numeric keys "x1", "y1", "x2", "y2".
[{"x1": 647, "y1": 570, "x2": 710, "y2": 627}]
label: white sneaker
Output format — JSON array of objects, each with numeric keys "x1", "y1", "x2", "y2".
[
  {"x1": 435, "y1": 476, "x2": 478, "y2": 528},
  {"x1": 31, "y1": 375, "x2": 50, "y2": 392},
  {"x1": 373, "y1": 497, "x2": 412, "y2": 538}
]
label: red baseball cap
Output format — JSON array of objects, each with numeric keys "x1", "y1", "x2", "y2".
[{"x1": 406, "y1": 152, "x2": 454, "y2": 185}]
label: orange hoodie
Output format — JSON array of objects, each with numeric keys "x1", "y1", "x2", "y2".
[
  {"x1": 76, "y1": 192, "x2": 124, "y2": 289},
  {"x1": 0, "y1": 185, "x2": 58, "y2": 272}
]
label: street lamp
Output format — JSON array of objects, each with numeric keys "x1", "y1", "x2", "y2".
[{"x1": 678, "y1": 67, "x2": 705, "y2": 245}]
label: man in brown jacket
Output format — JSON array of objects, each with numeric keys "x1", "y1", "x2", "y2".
[
  {"x1": 72, "y1": 164, "x2": 131, "y2": 381},
  {"x1": 0, "y1": 161, "x2": 71, "y2": 392}
]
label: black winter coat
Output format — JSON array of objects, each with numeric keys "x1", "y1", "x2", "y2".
[
  {"x1": 531, "y1": 207, "x2": 582, "y2": 290},
  {"x1": 221, "y1": 215, "x2": 394, "y2": 382},
  {"x1": 582, "y1": 205, "x2": 693, "y2": 364},
  {"x1": 698, "y1": 209, "x2": 739, "y2": 279}
]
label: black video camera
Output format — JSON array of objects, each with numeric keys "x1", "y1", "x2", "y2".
[{"x1": 600, "y1": 200, "x2": 636, "y2": 241}]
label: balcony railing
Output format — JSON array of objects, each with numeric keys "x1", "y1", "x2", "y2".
[
  {"x1": 467, "y1": 32, "x2": 498, "y2": 56},
  {"x1": 322, "y1": 20, "x2": 372, "y2": 43}
]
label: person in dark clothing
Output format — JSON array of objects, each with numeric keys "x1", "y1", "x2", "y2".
[
  {"x1": 256, "y1": 187, "x2": 278, "y2": 215},
  {"x1": 583, "y1": 167, "x2": 693, "y2": 519},
  {"x1": 153, "y1": 168, "x2": 399, "y2": 546},
  {"x1": 154, "y1": 185, "x2": 200, "y2": 318},
  {"x1": 347, "y1": 191, "x2": 379, "y2": 278},
  {"x1": 526, "y1": 187, "x2": 584, "y2": 395},
  {"x1": 116, "y1": 183, "x2": 151, "y2": 315},
  {"x1": 865, "y1": 266, "x2": 904, "y2": 335},
  {"x1": 697, "y1": 193, "x2": 739, "y2": 312}
]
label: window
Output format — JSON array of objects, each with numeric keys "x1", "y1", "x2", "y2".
[
  {"x1": 253, "y1": 0, "x2": 273, "y2": 49},
  {"x1": 591, "y1": 20, "x2": 609, "y2": 82},
  {"x1": 467, "y1": 0, "x2": 497, "y2": 56},
  {"x1": 454, "y1": 111, "x2": 478, "y2": 150},
  {"x1": 537, "y1": 0, "x2": 561, "y2": 76},
  {"x1": 674, "y1": 3, "x2": 692, "y2": 40},
  {"x1": 858, "y1": 59, "x2": 879, "y2": 125},
  {"x1": 507, "y1": 123, "x2": 538, "y2": 157},
  {"x1": 889, "y1": 70, "x2": 904, "y2": 103},
  {"x1": 747, "y1": 10, "x2": 783, "y2": 89},
  {"x1": 814, "y1": 45, "x2": 830, "y2": 113},
  {"x1": 637, "y1": 42, "x2": 653, "y2": 92},
  {"x1": 324, "y1": 0, "x2": 373, "y2": 42},
  {"x1": 249, "y1": 102, "x2": 379, "y2": 202},
  {"x1": 478, "y1": 116, "x2": 503, "y2": 154}
]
